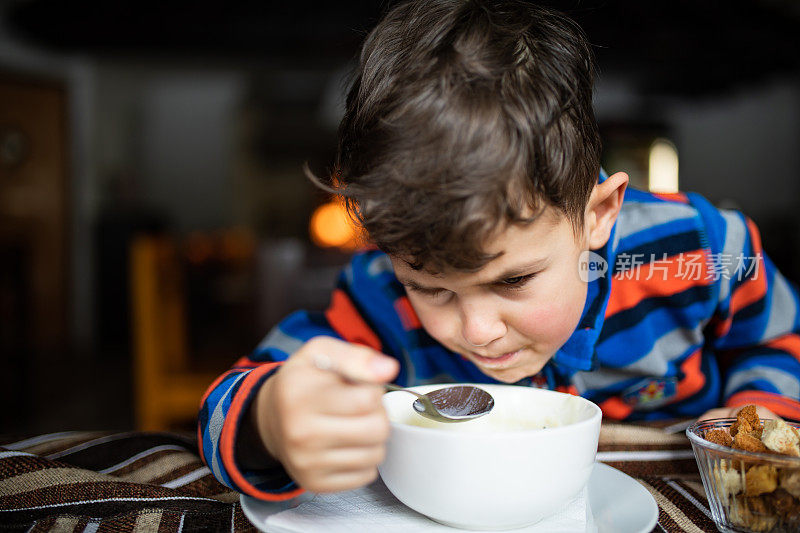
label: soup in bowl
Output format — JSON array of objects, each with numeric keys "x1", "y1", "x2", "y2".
[{"x1": 379, "y1": 384, "x2": 601, "y2": 530}]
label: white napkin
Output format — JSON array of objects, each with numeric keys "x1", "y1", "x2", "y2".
[{"x1": 264, "y1": 477, "x2": 596, "y2": 533}]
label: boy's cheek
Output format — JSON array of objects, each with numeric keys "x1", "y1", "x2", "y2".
[
  {"x1": 516, "y1": 310, "x2": 571, "y2": 345},
  {"x1": 515, "y1": 294, "x2": 582, "y2": 342},
  {"x1": 412, "y1": 305, "x2": 454, "y2": 341}
]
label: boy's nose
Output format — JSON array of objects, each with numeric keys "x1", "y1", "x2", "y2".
[
  {"x1": 466, "y1": 338, "x2": 491, "y2": 347},
  {"x1": 460, "y1": 303, "x2": 506, "y2": 348}
]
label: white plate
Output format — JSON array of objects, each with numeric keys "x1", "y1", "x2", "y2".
[
  {"x1": 587, "y1": 463, "x2": 658, "y2": 533},
  {"x1": 241, "y1": 462, "x2": 658, "y2": 533}
]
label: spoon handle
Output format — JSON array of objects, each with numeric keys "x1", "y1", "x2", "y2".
[{"x1": 383, "y1": 382, "x2": 425, "y2": 398}]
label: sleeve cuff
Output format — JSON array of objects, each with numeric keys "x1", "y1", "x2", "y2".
[
  {"x1": 219, "y1": 362, "x2": 306, "y2": 501},
  {"x1": 726, "y1": 390, "x2": 800, "y2": 421}
]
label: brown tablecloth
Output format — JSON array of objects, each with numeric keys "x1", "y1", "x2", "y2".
[{"x1": 0, "y1": 421, "x2": 714, "y2": 532}]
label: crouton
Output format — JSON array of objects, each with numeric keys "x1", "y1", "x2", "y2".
[
  {"x1": 705, "y1": 428, "x2": 733, "y2": 447},
  {"x1": 733, "y1": 431, "x2": 768, "y2": 453},
  {"x1": 745, "y1": 464, "x2": 778, "y2": 496},
  {"x1": 762, "y1": 419, "x2": 800, "y2": 457},
  {"x1": 779, "y1": 469, "x2": 800, "y2": 499}
]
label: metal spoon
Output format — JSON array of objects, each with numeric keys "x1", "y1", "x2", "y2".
[{"x1": 313, "y1": 354, "x2": 494, "y2": 423}]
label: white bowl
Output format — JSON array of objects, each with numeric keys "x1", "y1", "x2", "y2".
[{"x1": 379, "y1": 384, "x2": 601, "y2": 530}]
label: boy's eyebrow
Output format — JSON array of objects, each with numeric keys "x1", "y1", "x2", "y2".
[{"x1": 397, "y1": 259, "x2": 549, "y2": 291}]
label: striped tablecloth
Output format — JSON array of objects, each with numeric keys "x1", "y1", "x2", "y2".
[{"x1": 0, "y1": 421, "x2": 715, "y2": 532}]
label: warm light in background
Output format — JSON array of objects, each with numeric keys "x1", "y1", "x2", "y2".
[
  {"x1": 648, "y1": 138, "x2": 679, "y2": 193},
  {"x1": 309, "y1": 200, "x2": 360, "y2": 250}
]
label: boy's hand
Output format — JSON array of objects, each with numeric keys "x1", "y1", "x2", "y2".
[
  {"x1": 698, "y1": 405, "x2": 779, "y2": 422},
  {"x1": 252, "y1": 336, "x2": 399, "y2": 493}
]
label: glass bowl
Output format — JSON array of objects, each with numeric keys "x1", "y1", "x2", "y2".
[{"x1": 686, "y1": 418, "x2": 800, "y2": 533}]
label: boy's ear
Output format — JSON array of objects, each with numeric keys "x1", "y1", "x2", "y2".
[{"x1": 585, "y1": 172, "x2": 629, "y2": 250}]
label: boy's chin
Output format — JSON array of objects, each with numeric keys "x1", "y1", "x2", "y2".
[{"x1": 481, "y1": 365, "x2": 539, "y2": 384}]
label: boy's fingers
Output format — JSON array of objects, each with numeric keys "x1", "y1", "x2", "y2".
[
  {"x1": 312, "y1": 414, "x2": 392, "y2": 447},
  {"x1": 315, "y1": 445, "x2": 387, "y2": 474},
  {"x1": 303, "y1": 468, "x2": 379, "y2": 494},
  {"x1": 306, "y1": 338, "x2": 399, "y2": 384},
  {"x1": 316, "y1": 384, "x2": 385, "y2": 416}
]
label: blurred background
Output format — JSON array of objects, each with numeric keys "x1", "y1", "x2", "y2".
[{"x1": 1, "y1": 0, "x2": 798, "y2": 434}]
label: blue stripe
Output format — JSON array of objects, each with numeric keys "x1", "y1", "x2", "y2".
[
  {"x1": 728, "y1": 379, "x2": 782, "y2": 396},
  {"x1": 730, "y1": 353, "x2": 800, "y2": 375},
  {"x1": 599, "y1": 287, "x2": 710, "y2": 349},
  {"x1": 616, "y1": 218, "x2": 701, "y2": 258}
]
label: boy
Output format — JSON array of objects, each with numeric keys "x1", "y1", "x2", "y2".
[{"x1": 199, "y1": 0, "x2": 800, "y2": 501}]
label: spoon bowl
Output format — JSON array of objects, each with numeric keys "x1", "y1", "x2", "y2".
[
  {"x1": 313, "y1": 354, "x2": 494, "y2": 423},
  {"x1": 385, "y1": 383, "x2": 494, "y2": 423}
]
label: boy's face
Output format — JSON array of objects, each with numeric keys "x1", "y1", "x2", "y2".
[{"x1": 390, "y1": 173, "x2": 627, "y2": 383}]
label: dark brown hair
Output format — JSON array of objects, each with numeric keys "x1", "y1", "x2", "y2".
[{"x1": 318, "y1": 0, "x2": 600, "y2": 272}]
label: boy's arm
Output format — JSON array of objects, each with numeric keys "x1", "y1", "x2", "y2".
[
  {"x1": 704, "y1": 206, "x2": 800, "y2": 420},
  {"x1": 198, "y1": 251, "x2": 403, "y2": 500},
  {"x1": 197, "y1": 311, "x2": 335, "y2": 501}
]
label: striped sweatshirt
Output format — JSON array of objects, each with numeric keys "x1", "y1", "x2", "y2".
[{"x1": 198, "y1": 185, "x2": 800, "y2": 501}]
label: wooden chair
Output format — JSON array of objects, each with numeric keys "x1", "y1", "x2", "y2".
[{"x1": 129, "y1": 235, "x2": 220, "y2": 431}]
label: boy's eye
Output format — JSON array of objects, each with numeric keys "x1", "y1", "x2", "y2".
[
  {"x1": 406, "y1": 284, "x2": 446, "y2": 297},
  {"x1": 410, "y1": 286, "x2": 451, "y2": 302},
  {"x1": 414, "y1": 287, "x2": 441, "y2": 296},
  {"x1": 499, "y1": 273, "x2": 536, "y2": 289}
]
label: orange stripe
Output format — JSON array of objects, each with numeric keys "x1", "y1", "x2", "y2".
[
  {"x1": 747, "y1": 218, "x2": 763, "y2": 255},
  {"x1": 674, "y1": 349, "x2": 705, "y2": 402},
  {"x1": 726, "y1": 390, "x2": 800, "y2": 422},
  {"x1": 325, "y1": 289, "x2": 382, "y2": 351},
  {"x1": 766, "y1": 334, "x2": 800, "y2": 364},
  {"x1": 652, "y1": 192, "x2": 689, "y2": 203},
  {"x1": 716, "y1": 221, "x2": 767, "y2": 338},
  {"x1": 220, "y1": 362, "x2": 307, "y2": 501},
  {"x1": 599, "y1": 397, "x2": 633, "y2": 420},
  {"x1": 728, "y1": 263, "x2": 767, "y2": 314},
  {"x1": 394, "y1": 296, "x2": 421, "y2": 330},
  {"x1": 714, "y1": 315, "x2": 734, "y2": 339},
  {"x1": 729, "y1": 219, "x2": 767, "y2": 315},
  {"x1": 607, "y1": 249, "x2": 710, "y2": 317},
  {"x1": 556, "y1": 385, "x2": 578, "y2": 396},
  {"x1": 233, "y1": 356, "x2": 263, "y2": 369}
]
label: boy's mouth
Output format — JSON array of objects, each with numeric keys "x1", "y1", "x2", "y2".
[{"x1": 470, "y1": 349, "x2": 521, "y2": 368}]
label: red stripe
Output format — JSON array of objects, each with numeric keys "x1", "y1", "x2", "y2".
[
  {"x1": 219, "y1": 362, "x2": 307, "y2": 501},
  {"x1": 652, "y1": 192, "x2": 689, "y2": 203},
  {"x1": 726, "y1": 390, "x2": 800, "y2": 422},
  {"x1": 556, "y1": 385, "x2": 578, "y2": 396},
  {"x1": 325, "y1": 289, "x2": 382, "y2": 351},
  {"x1": 394, "y1": 296, "x2": 422, "y2": 330},
  {"x1": 606, "y1": 249, "x2": 711, "y2": 317},
  {"x1": 766, "y1": 334, "x2": 800, "y2": 364},
  {"x1": 717, "y1": 219, "x2": 767, "y2": 338},
  {"x1": 233, "y1": 356, "x2": 263, "y2": 369},
  {"x1": 713, "y1": 315, "x2": 733, "y2": 342},
  {"x1": 674, "y1": 349, "x2": 705, "y2": 402},
  {"x1": 599, "y1": 397, "x2": 633, "y2": 420},
  {"x1": 233, "y1": 356, "x2": 264, "y2": 370}
]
